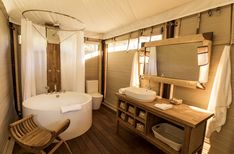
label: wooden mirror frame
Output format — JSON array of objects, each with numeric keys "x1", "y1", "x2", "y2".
[{"x1": 141, "y1": 32, "x2": 213, "y2": 90}]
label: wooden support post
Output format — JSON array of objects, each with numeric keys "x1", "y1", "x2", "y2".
[
  {"x1": 169, "y1": 84, "x2": 174, "y2": 99},
  {"x1": 182, "y1": 126, "x2": 192, "y2": 154}
]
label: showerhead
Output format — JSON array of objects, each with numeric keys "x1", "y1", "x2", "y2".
[{"x1": 45, "y1": 22, "x2": 60, "y2": 29}]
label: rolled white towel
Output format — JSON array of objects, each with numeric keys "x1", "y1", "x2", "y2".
[
  {"x1": 61, "y1": 104, "x2": 82, "y2": 113},
  {"x1": 119, "y1": 88, "x2": 127, "y2": 94},
  {"x1": 154, "y1": 103, "x2": 173, "y2": 110}
]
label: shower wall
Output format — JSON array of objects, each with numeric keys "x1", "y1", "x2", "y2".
[{"x1": 47, "y1": 43, "x2": 61, "y2": 92}]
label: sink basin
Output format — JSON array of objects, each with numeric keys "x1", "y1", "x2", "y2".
[{"x1": 121, "y1": 87, "x2": 156, "y2": 102}]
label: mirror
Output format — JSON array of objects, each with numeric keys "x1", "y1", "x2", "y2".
[{"x1": 141, "y1": 32, "x2": 212, "y2": 89}]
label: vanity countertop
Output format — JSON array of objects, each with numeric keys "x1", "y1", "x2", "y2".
[{"x1": 116, "y1": 93, "x2": 214, "y2": 128}]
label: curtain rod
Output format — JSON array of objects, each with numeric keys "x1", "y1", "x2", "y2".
[{"x1": 104, "y1": 24, "x2": 163, "y2": 42}]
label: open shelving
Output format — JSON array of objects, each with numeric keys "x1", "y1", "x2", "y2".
[{"x1": 116, "y1": 93, "x2": 213, "y2": 154}]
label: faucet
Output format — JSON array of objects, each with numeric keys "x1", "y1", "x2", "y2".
[
  {"x1": 148, "y1": 78, "x2": 152, "y2": 90},
  {"x1": 54, "y1": 84, "x2": 57, "y2": 93}
]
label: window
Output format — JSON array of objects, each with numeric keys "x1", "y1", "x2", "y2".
[
  {"x1": 128, "y1": 38, "x2": 138, "y2": 50},
  {"x1": 150, "y1": 34, "x2": 162, "y2": 41},
  {"x1": 107, "y1": 34, "x2": 163, "y2": 52},
  {"x1": 139, "y1": 36, "x2": 150, "y2": 48},
  {"x1": 84, "y1": 43, "x2": 99, "y2": 60},
  {"x1": 107, "y1": 40, "x2": 128, "y2": 52}
]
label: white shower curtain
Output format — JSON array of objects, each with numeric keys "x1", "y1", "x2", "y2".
[
  {"x1": 130, "y1": 51, "x2": 140, "y2": 87},
  {"x1": 21, "y1": 19, "x2": 36, "y2": 100},
  {"x1": 60, "y1": 31, "x2": 85, "y2": 92},
  {"x1": 145, "y1": 47, "x2": 158, "y2": 75},
  {"x1": 21, "y1": 18, "x2": 47, "y2": 100},
  {"x1": 33, "y1": 25, "x2": 47, "y2": 94},
  {"x1": 206, "y1": 46, "x2": 232, "y2": 138}
]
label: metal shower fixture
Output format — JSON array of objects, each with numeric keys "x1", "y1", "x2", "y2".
[{"x1": 22, "y1": 9, "x2": 85, "y2": 31}]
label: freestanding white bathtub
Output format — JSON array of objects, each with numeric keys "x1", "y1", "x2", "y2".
[{"x1": 23, "y1": 92, "x2": 92, "y2": 140}]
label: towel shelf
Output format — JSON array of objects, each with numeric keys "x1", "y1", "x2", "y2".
[{"x1": 116, "y1": 93, "x2": 213, "y2": 154}]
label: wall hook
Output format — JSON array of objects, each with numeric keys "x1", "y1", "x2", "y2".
[
  {"x1": 216, "y1": 7, "x2": 221, "y2": 14},
  {"x1": 208, "y1": 10, "x2": 213, "y2": 17}
]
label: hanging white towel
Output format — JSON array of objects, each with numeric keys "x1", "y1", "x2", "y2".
[
  {"x1": 130, "y1": 52, "x2": 140, "y2": 87},
  {"x1": 206, "y1": 46, "x2": 232, "y2": 138},
  {"x1": 61, "y1": 104, "x2": 82, "y2": 113},
  {"x1": 146, "y1": 47, "x2": 158, "y2": 75}
]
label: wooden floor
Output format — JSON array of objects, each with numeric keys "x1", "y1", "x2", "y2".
[{"x1": 13, "y1": 105, "x2": 163, "y2": 154}]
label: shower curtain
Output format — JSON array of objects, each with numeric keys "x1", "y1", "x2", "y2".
[
  {"x1": 60, "y1": 31, "x2": 85, "y2": 93},
  {"x1": 33, "y1": 25, "x2": 47, "y2": 94},
  {"x1": 206, "y1": 46, "x2": 232, "y2": 138},
  {"x1": 21, "y1": 18, "x2": 47, "y2": 100}
]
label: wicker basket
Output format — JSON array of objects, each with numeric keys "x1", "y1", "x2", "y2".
[{"x1": 152, "y1": 123, "x2": 184, "y2": 151}]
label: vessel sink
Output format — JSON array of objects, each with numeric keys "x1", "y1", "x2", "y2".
[{"x1": 123, "y1": 87, "x2": 156, "y2": 102}]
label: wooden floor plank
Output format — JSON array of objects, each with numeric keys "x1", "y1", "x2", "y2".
[
  {"x1": 13, "y1": 105, "x2": 163, "y2": 154},
  {"x1": 80, "y1": 133, "x2": 102, "y2": 154},
  {"x1": 86, "y1": 128, "x2": 111, "y2": 154}
]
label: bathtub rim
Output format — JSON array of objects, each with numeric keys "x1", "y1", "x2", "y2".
[{"x1": 22, "y1": 92, "x2": 92, "y2": 111}]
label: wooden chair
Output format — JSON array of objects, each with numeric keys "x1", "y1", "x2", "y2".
[{"x1": 9, "y1": 115, "x2": 72, "y2": 154}]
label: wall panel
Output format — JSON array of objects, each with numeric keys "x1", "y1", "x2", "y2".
[
  {"x1": 105, "y1": 51, "x2": 135, "y2": 107},
  {"x1": 179, "y1": 14, "x2": 198, "y2": 36},
  {"x1": 200, "y1": 5, "x2": 231, "y2": 45},
  {"x1": 0, "y1": 4, "x2": 15, "y2": 153},
  {"x1": 85, "y1": 56, "x2": 99, "y2": 81}
]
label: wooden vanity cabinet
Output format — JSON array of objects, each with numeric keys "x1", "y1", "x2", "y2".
[{"x1": 116, "y1": 93, "x2": 213, "y2": 154}]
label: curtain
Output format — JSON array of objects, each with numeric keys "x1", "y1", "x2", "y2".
[
  {"x1": 145, "y1": 47, "x2": 158, "y2": 75},
  {"x1": 206, "y1": 46, "x2": 232, "y2": 138},
  {"x1": 21, "y1": 18, "x2": 47, "y2": 100},
  {"x1": 60, "y1": 31, "x2": 85, "y2": 92},
  {"x1": 33, "y1": 24, "x2": 47, "y2": 94},
  {"x1": 21, "y1": 18, "x2": 36, "y2": 100},
  {"x1": 130, "y1": 52, "x2": 139, "y2": 87}
]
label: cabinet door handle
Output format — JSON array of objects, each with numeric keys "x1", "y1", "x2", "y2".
[
  {"x1": 56, "y1": 70, "x2": 60, "y2": 72},
  {"x1": 48, "y1": 69, "x2": 52, "y2": 72}
]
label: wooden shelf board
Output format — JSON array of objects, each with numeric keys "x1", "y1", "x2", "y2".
[
  {"x1": 146, "y1": 133, "x2": 180, "y2": 154},
  {"x1": 116, "y1": 93, "x2": 214, "y2": 128},
  {"x1": 135, "y1": 117, "x2": 146, "y2": 124},
  {"x1": 126, "y1": 112, "x2": 135, "y2": 117},
  {"x1": 118, "y1": 107, "x2": 126, "y2": 113},
  {"x1": 118, "y1": 118, "x2": 137, "y2": 131}
]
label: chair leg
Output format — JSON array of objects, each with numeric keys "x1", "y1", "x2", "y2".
[
  {"x1": 48, "y1": 140, "x2": 63, "y2": 154},
  {"x1": 64, "y1": 141, "x2": 72, "y2": 154}
]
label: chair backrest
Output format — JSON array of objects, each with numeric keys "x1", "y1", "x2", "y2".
[{"x1": 9, "y1": 115, "x2": 38, "y2": 142}]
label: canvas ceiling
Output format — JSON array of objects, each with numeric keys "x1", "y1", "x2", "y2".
[{"x1": 2, "y1": 0, "x2": 234, "y2": 39}]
